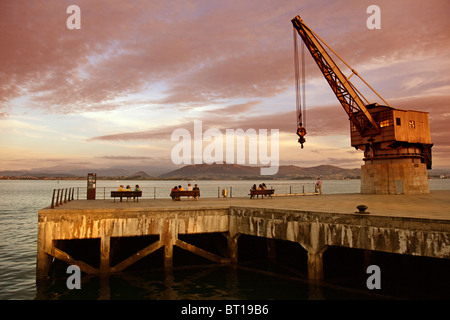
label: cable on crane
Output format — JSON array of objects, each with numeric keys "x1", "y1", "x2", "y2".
[{"x1": 293, "y1": 27, "x2": 307, "y2": 148}]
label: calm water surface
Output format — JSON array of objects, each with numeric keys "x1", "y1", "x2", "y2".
[{"x1": 0, "y1": 179, "x2": 448, "y2": 300}]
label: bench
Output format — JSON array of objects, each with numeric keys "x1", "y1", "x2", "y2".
[
  {"x1": 111, "y1": 191, "x2": 142, "y2": 202},
  {"x1": 249, "y1": 189, "x2": 274, "y2": 199},
  {"x1": 170, "y1": 190, "x2": 200, "y2": 201}
]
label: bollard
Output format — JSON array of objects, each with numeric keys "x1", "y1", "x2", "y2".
[{"x1": 356, "y1": 205, "x2": 369, "y2": 214}]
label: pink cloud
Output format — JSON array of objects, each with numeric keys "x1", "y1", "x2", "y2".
[
  {"x1": 2, "y1": 0, "x2": 449, "y2": 112},
  {"x1": 2, "y1": 0, "x2": 450, "y2": 170},
  {"x1": 89, "y1": 94, "x2": 449, "y2": 169}
]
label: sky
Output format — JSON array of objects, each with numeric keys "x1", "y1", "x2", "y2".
[{"x1": 1, "y1": 0, "x2": 449, "y2": 175}]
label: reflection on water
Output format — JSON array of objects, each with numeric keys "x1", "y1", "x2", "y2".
[{"x1": 35, "y1": 264, "x2": 382, "y2": 300}]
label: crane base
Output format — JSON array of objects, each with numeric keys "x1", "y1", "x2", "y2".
[{"x1": 361, "y1": 161, "x2": 429, "y2": 195}]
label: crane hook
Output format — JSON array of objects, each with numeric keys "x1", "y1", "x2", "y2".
[{"x1": 297, "y1": 126, "x2": 307, "y2": 148}]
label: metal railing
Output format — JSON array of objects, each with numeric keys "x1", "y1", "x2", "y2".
[
  {"x1": 50, "y1": 183, "x2": 317, "y2": 208},
  {"x1": 50, "y1": 187, "x2": 75, "y2": 208}
]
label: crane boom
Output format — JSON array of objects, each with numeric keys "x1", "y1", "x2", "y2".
[{"x1": 291, "y1": 15, "x2": 379, "y2": 136}]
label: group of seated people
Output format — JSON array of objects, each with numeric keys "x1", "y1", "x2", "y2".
[
  {"x1": 115, "y1": 184, "x2": 142, "y2": 202},
  {"x1": 117, "y1": 184, "x2": 141, "y2": 192},
  {"x1": 171, "y1": 183, "x2": 200, "y2": 200},
  {"x1": 250, "y1": 183, "x2": 268, "y2": 191},
  {"x1": 250, "y1": 183, "x2": 271, "y2": 198},
  {"x1": 171, "y1": 183, "x2": 200, "y2": 192}
]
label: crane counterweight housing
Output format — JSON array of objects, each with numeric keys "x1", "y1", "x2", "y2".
[{"x1": 291, "y1": 15, "x2": 433, "y2": 195}]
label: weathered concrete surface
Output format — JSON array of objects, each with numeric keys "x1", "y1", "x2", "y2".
[
  {"x1": 229, "y1": 207, "x2": 450, "y2": 258},
  {"x1": 37, "y1": 207, "x2": 230, "y2": 278},
  {"x1": 38, "y1": 207, "x2": 230, "y2": 239},
  {"x1": 37, "y1": 190, "x2": 450, "y2": 280}
]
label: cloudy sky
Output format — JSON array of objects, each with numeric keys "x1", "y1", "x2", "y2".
[{"x1": 1, "y1": 0, "x2": 449, "y2": 174}]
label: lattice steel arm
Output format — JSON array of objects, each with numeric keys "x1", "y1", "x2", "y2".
[{"x1": 292, "y1": 15, "x2": 380, "y2": 136}]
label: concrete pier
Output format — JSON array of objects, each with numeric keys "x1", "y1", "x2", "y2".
[{"x1": 37, "y1": 191, "x2": 450, "y2": 281}]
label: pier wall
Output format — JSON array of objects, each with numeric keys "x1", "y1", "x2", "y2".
[
  {"x1": 230, "y1": 207, "x2": 450, "y2": 258},
  {"x1": 229, "y1": 207, "x2": 449, "y2": 280},
  {"x1": 37, "y1": 205, "x2": 450, "y2": 281}
]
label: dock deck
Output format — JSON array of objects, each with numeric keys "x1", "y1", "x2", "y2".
[
  {"x1": 37, "y1": 190, "x2": 450, "y2": 281},
  {"x1": 44, "y1": 190, "x2": 450, "y2": 220}
]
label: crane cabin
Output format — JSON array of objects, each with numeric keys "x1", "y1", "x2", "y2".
[{"x1": 350, "y1": 103, "x2": 432, "y2": 169}]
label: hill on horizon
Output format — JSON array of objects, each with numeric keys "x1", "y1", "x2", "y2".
[
  {"x1": 2, "y1": 163, "x2": 449, "y2": 180},
  {"x1": 159, "y1": 163, "x2": 361, "y2": 180}
]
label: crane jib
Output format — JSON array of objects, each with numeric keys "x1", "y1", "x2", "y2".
[{"x1": 291, "y1": 15, "x2": 380, "y2": 137}]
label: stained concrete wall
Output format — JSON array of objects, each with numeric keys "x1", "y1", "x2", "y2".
[
  {"x1": 37, "y1": 205, "x2": 450, "y2": 280},
  {"x1": 229, "y1": 207, "x2": 450, "y2": 259},
  {"x1": 37, "y1": 208, "x2": 230, "y2": 240},
  {"x1": 37, "y1": 207, "x2": 229, "y2": 278}
]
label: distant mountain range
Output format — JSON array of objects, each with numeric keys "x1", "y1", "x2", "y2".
[
  {"x1": 0, "y1": 164, "x2": 362, "y2": 180},
  {"x1": 2, "y1": 163, "x2": 449, "y2": 180},
  {"x1": 159, "y1": 164, "x2": 361, "y2": 180}
]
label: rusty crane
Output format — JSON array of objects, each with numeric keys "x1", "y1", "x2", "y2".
[{"x1": 291, "y1": 15, "x2": 432, "y2": 194}]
